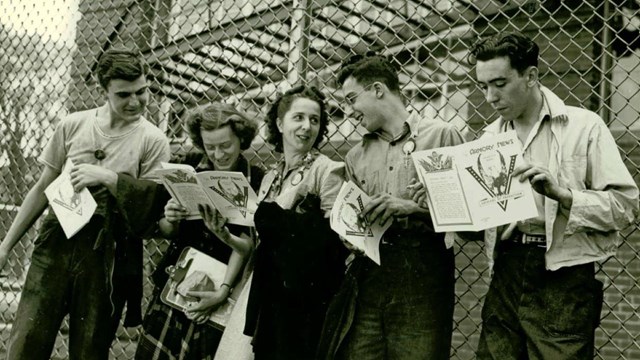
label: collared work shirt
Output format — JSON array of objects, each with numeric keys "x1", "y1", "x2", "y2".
[
  {"x1": 345, "y1": 112, "x2": 465, "y2": 243},
  {"x1": 512, "y1": 97, "x2": 552, "y2": 235},
  {"x1": 483, "y1": 86, "x2": 639, "y2": 270}
]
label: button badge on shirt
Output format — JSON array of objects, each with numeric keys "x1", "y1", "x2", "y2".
[{"x1": 403, "y1": 139, "x2": 416, "y2": 166}]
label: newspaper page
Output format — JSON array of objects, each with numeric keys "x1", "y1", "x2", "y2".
[
  {"x1": 156, "y1": 164, "x2": 257, "y2": 226},
  {"x1": 330, "y1": 181, "x2": 392, "y2": 265},
  {"x1": 197, "y1": 171, "x2": 258, "y2": 227},
  {"x1": 411, "y1": 130, "x2": 538, "y2": 232},
  {"x1": 44, "y1": 159, "x2": 97, "y2": 238}
]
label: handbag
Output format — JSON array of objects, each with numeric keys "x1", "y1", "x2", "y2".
[{"x1": 159, "y1": 246, "x2": 241, "y2": 330}]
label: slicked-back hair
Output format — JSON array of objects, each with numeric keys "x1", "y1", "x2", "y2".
[
  {"x1": 96, "y1": 49, "x2": 149, "y2": 89},
  {"x1": 469, "y1": 32, "x2": 539, "y2": 75},
  {"x1": 337, "y1": 52, "x2": 401, "y2": 93},
  {"x1": 185, "y1": 102, "x2": 258, "y2": 151},
  {"x1": 264, "y1": 85, "x2": 329, "y2": 153}
]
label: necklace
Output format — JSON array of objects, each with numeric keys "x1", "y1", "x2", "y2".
[{"x1": 270, "y1": 151, "x2": 317, "y2": 196}]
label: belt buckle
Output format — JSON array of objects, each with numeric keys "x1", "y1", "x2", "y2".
[{"x1": 522, "y1": 234, "x2": 546, "y2": 247}]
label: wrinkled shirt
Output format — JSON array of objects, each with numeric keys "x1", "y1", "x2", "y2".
[
  {"x1": 345, "y1": 112, "x2": 465, "y2": 247},
  {"x1": 482, "y1": 86, "x2": 639, "y2": 270}
]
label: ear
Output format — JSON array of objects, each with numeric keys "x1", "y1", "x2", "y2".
[
  {"x1": 276, "y1": 117, "x2": 284, "y2": 133},
  {"x1": 525, "y1": 66, "x2": 539, "y2": 87},
  {"x1": 373, "y1": 82, "x2": 384, "y2": 98}
]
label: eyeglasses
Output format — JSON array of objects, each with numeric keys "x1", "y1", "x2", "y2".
[{"x1": 344, "y1": 83, "x2": 373, "y2": 106}]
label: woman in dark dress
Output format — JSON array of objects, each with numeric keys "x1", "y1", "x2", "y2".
[
  {"x1": 135, "y1": 102, "x2": 263, "y2": 360},
  {"x1": 245, "y1": 85, "x2": 348, "y2": 360}
]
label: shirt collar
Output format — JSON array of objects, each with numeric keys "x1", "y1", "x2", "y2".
[
  {"x1": 504, "y1": 89, "x2": 552, "y2": 132},
  {"x1": 364, "y1": 111, "x2": 420, "y2": 144}
]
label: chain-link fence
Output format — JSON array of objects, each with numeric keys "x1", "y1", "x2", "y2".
[{"x1": 0, "y1": 0, "x2": 639, "y2": 359}]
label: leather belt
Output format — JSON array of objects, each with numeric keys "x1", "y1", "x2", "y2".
[{"x1": 508, "y1": 231, "x2": 546, "y2": 247}]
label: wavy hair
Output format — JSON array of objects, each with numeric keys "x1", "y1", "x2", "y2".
[
  {"x1": 264, "y1": 85, "x2": 329, "y2": 153},
  {"x1": 185, "y1": 102, "x2": 258, "y2": 151},
  {"x1": 469, "y1": 32, "x2": 539, "y2": 75},
  {"x1": 337, "y1": 51, "x2": 401, "y2": 94},
  {"x1": 96, "y1": 49, "x2": 148, "y2": 89}
]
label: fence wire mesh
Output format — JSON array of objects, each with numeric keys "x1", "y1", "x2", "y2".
[{"x1": 0, "y1": 0, "x2": 639, "y2": 359}]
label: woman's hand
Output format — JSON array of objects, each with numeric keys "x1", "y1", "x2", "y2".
[
  {"x1": 198, "y1": 204, "x2": 231, "y2": 242},
  {"x1": 184, "y1": 287, "x2": 230, "y2": 324},
  {"x1": 164, "y1": 198, "x2": 189, "y2": 224}
]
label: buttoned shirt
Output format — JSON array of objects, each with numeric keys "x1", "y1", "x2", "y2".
[
  {"x1": 510, "y1": 97, "x2": 552, "y2": 235},
  {"x1": 482, "y1": 86, "x2": 639, "y2": 270},
  {"x1": 345, "y1": 112, "x2": 465, "y2": 247},
  {"x1": 257, "y1": 149, "x2": 345, "y2": 217}
]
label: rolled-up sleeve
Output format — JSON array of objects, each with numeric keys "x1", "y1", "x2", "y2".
[{"x1": 565, "y1": 121, "x2": 639, "y2": 234}]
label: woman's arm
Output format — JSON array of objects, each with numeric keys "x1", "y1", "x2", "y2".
[
  {"x1": 198, "y1": 204, "x2": 253, "y2": 256},
  {"x1": 184, "y1": 233, "x2": 252, "y2": 323}
]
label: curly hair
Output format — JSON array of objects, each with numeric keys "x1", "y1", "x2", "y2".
[
  {"x1": 264, "y1": 85, "x2": 329, "y2": 153},
  {"x1": 469, "y1": 32, "x2": 539, "y2": 75},
  {"x1": 96, "y1": 49, "x2": 148, "y2": 89},
  {"x1": 337, "y1": 51, "x2": 401, "y2": 93},
  {"x1": 185, "y1": 102, "x2": 258, "y2": 151}
]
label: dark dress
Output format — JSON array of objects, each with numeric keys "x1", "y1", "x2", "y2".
[
  {"x1": 135, "y1": 153, "x2": 263, "y2": 360},
  {"x1": 246, "y1": 195, "x2": 348, "y2": 360}
]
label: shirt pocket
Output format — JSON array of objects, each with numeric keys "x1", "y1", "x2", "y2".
[
  {"x1": 355, "y1": 169, "x2": 382, "y2": 195},
  {"x1": 559, "y1": 155, "x2": 587, "y2": 190}
]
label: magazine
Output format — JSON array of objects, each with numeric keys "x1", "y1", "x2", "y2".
[
  {"x1": 159, "y1": 246, "x2": 241, "y2": 330},
  {"x1": 44, "y1": 159, "x2": 97, "y2": 238},
  {"x1": 411, "y1": 130, "x2": 538, "y2": 232},
  {"x1": 155, "y1": 163, "x2": 258, "y2": 226},
  {"x1": 330, "y1": 181, "x2": 392, "y2": 265}
]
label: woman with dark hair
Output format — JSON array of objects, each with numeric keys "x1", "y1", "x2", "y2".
[
  {"x1": 135, "y1": 102, "x2": 264, "y2": 360},
  {"x1": 252, "y1": 85, "x2": 347, "y2": 359},
  {"x1": 215, "y1": 85, "x2": 348, "y2": 360}
]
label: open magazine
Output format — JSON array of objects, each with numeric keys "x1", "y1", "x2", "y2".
[
  {"x1": 155, "y1": 163, "x2": 258, "y2": 226},
  {"x1": 160, "y1": 246, "x2": 243, "y2": 330},
  {"x1": 44, "y1": 159, "x2": 97, "y2": 238},
  {"x1": 330, "y1": 181, "x2": 392, "y2": 265},
  {"x1": 411, "y1": 130, "x2": 538, "y2": 233}
]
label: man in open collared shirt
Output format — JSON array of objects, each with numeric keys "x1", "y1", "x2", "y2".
[
  {"x1": 333, "y1": 54, "x2": 465, "y2": 360},
  {"x1": 470, "y1": 32, "x2": 638, "y2": 359}
]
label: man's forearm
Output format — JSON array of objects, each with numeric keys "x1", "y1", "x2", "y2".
[{"x1": 0, "y1": 186, "x2": 49, "y2": 253}]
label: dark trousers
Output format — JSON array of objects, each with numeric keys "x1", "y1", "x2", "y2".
[
  {"x1": 477, "y1": 241, "x2": 603, "y2": 360},
  {"x1": 338, "y1": 238, "x2": 455, "y2": 360},
  {"x1": 7, "y1": 218, "x2": 126, "y2": 360}
]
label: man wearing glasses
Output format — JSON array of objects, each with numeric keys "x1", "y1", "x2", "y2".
[{"x1": 326, "y1": 53, "x2": 465, "y2": 360}]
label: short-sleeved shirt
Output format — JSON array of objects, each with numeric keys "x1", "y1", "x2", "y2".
[
  {"x1": 257, "y1": 150, "x2": 345, "y2": 217},
  {"x1": 39, "y1": 106, "x2": 170, "y2": 214},
  {"x1": 345, "y1": 112, "x2": 465, "y2": 235},
  {"x1": 39, "y1": 106, "x2": 170, "y2": 179}
]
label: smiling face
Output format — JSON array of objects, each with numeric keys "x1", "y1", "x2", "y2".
[
  {"x1": 342, "y1": 76, "x2": 383, "y2": 133},
  {"x1": 201, "y1": 125, "x2": 242, "y2": 171},
  {"x1": 276, "y1": 97, "x2": 321, "y2": 157},
  {"x1": 475, "y1": 56, "x2": 533, "y2": 122},
  {"x1": 104, "y1": 75, "x2": 149, "y2": 123}
]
